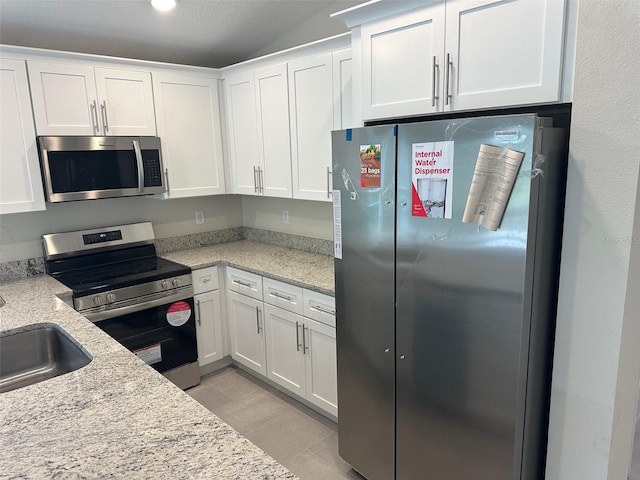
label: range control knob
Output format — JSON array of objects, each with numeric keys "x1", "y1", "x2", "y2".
[
  {"x1": 106, "y1": 293, "x2": 116, "y2": 303},
  {"x1": 161, "y1": 280, "x2": 169, "y2": 289},
  {"x1": 93, "y1": 295, "x2": 104, "y2": 306},
  {"x1": 172, "y1": 278, "x2": 180, "y2": 287}
]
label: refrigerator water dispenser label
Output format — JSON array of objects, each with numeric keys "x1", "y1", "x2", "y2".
[
  {"x1": 360, "y1": 144, "x2": 381, "y2": 188},
  {"x1": 333, "y1": 189, "x2": 342, "y2": 259},
  {"x1": 411, "y1": 141, "x2": 454, "y2": 218}
]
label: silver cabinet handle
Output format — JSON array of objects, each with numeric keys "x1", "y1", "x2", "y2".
[
  {"x1": 327, "y1": 166, "x2": 332, "y2": 199},
  {"x1": 100, "y1": 101, "x2": 109, "y2": 132},
  {"x1": 256, "y1": 306, "x2": 261, "y2": 334},
  {"x1": 445, "y1": 53, "x2": 453, "y2": 106},
  {"x1": 311, "y1": 303, "x2": 335, "y2": 316},
  {"x1": 164, "y1": 168, "x2": 170, "y2": 196},
  {"x1": 302, "y1": 325, "x2": 309, "y2": 354},
  {"x1": 196, "y1": 299, "x2": 202, "y2": 326},
  {"x1": 233, "y1": 279, "x2": 252, "y2": 288},
  {"x1": 253, "y1": 166, "x2": 258, "y2": 193},
  {"x1": 132, "y1": 139, "x2": 144, "y2": 194},
  {"x1": 271, "y1": 291, "x2": 291, "y2": 302},
  {"x1": 90, "y1": 100, "x2": 100, "y2": 134},
  {"x1": 295, "y1": 321, "x2": 301, "y2": 352},
  {"x1": 431, "y1": 55, "x2": 439, "y2": 107},
  {"x1": 259, "y1": 167, "x2": 264, "y2": 194}
]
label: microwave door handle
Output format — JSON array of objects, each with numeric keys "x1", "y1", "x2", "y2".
[{"x1": 132, "y1": 139, "x2": 144, "y2": 194}]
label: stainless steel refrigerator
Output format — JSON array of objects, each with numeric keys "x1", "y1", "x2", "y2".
[{"x1": 332, "y1": 113, "x2": 568, "y2": 480}]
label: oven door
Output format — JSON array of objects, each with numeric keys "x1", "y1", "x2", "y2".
[
  {"x1": 38, "y1": 136, "x2": 165, "y2": 202},
  {"x1": 96, "y1": 296, "x2": 197, "y2": 374}
]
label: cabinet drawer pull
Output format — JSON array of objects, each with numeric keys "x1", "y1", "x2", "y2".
[
  {"x1": 233, "y1": 279, "x2": 252, "y2": 288},
  {"x1": 272, "y1": 291, "x2": 292, "y2": 302},
  {"x1": 201, "y1": 276, "x2": 211, "y2": 283},
  {"x1": 296, "y1": 321, "x2": 301, "y2": 352},
  {"x1": 258, "y1": 167, "x2": 264, "y2": 194},
  {"x1": 326, "y1": 166, "x2": 332, "y2": 199},
  {"x1": 164, "y1": 168, "x2": 170, "y2": 196},
  {"x1": 253, "y1": 166, "x2": 258, "y2": 193},
  {"x1": 196, "y1": 299, "x2": 202, "y2": 326},
  {"x1": 431, "y1": 55, "x2": 439, "y2": 107},
  {"x1": 311, "y1": 303, "x2": 335, "y2": 316}
]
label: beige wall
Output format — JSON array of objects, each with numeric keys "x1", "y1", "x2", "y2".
[{"x1": 546, "y1": 1, "x2": 640, "y2": 478}]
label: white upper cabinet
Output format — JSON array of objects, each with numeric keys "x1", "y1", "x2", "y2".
[
  {"x1": 332, "y1": 48, "x2": 354, "y2": 129},
  {"x1": 345, "y1": 0, "x2": 567, "y2": 120},
  {"x1": 0, "y1": 58, "x2": 46, "y2": 214},
  {"x1": 361, "y1": 4, "x2": 445, "y2": 120},
  {"x1": 288, "y1": 52, "x2": 334, "y2": 202},
  {"x1": 153, "y1": 72, "x2": 226, "y2": 198},
  {"x1": 225, "y1": 65, "x2": 292, "y2": 197},
  {"x1": 28, "y1": 61, "x2": 156, "y2": 136},
  {"x1": 444, "y1": 0, "x2": 566, "y2": 111}
]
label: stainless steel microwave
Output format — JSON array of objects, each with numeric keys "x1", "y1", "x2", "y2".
[{"x1": 37, "y1": 136, "x2": 166, "y2": 203}]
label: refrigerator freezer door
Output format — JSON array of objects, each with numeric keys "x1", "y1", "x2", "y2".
[
  {"x1": 395, "y1": 115, "x2": 537, "y2": 479},
  {"x1": 332, "y1": 126, "x2": 396, "y2": 480}
]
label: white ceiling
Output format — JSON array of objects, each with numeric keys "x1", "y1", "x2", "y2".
[{"x1": 0, "y1": 0, "x2": 362, "y2": 68}]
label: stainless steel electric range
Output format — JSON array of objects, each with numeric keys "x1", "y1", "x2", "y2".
[{"x1": 43, "y1": 222, "x2": 199, "y2": 390}]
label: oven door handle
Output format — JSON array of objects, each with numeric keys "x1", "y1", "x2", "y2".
[{"x1": 83, "y1": 287, "x2": 194, "y2": 323}]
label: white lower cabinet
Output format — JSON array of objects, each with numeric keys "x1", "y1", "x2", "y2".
[
  {"x1": 303, "y1": 317, "x2": 337, "y2": 416},
  {"x1": 193, "y1": 267, "x2": 224, "y2": 368},
  {"x1": 226, "y1": 290, "x2": 266, "y2": 376}
]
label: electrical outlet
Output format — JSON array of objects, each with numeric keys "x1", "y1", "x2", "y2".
[
  {"x1": 282, "y1": 210, "x2": 289, "y2": 224},
  {"x1": 195, "y1": 211, "x2": 205, "y2": 225}
]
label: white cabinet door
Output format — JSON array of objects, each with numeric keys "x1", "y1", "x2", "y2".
[
  {"x1": 153, "y1": 73, "x2": 226, "y2": 198},
  {"x1": 0, "y1": 58, "x2": 46, "y2": 214},
  {"x1": 195, "y1": 290, "x2": 224, "y2": 367},
  {"x1": 288, "y1": 53, "x2": 334, "y2": 202},
  {"x1": 332, "y1": 48, "x2": 354, "y2": 130},
  {"x1": 445, "y1": 0, "x2": 566, "y2": 111},
  {"x1": 28, "y1": 61, "x2": 98, "y2": 135},
  {"x1": 255, "y1": 65, "x2": 292, "y2": 198},
  {"x1": 94, "y1": 67, "x2": 156, "y2": 136},
  {"x1": 227, "y1": 290, "x2": 266, "y2": 376},
  {"x1": 226, "y1": 72, "x2": 261, "y2": 195},
  {"x1": 304, "y1": 318, "x2": 338, "y2": 417},
  {"x1": 361, "y1": 4, "x2": 445, "y2": 120},
  {"x1": 264, "y1": 304, "x2": 306, "y2": 397}
]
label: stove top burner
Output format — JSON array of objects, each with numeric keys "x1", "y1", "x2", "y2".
[{"x1": 53, "y1": 256, "x2": 191, "y2": 296}]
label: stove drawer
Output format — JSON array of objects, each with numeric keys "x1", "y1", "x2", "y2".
[{"x1": 193, "y1": 266, "x2": 219, "y2": 295}]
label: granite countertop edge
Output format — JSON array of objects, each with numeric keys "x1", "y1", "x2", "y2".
[{"x1": 0, "y1": 241, "x2": 318, "y2": 479}]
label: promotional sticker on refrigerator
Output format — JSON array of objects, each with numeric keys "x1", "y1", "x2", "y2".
[
  {"x1": 411, "y1": 141, "x2": 454, "y2": 218},
  {"x1": 360, "y1": 144, "x2": 381, "y2": 188}
]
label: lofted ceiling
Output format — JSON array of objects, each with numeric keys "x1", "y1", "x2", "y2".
[{"x1": 0, "y1": 0, "x2": 363, "y2": 68}]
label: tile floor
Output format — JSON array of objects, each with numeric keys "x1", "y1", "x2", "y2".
[{"x1": 187, "y1": 365, "x2": 364, "y2": 480}]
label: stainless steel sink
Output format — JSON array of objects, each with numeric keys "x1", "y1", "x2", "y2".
[{"x1": 0, "y1": 324, "x2": 92, "y2": 393}]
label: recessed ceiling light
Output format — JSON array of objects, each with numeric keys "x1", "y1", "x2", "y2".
[{"x1": 151, "y1": 0, "x2": 177, "y2": 12}]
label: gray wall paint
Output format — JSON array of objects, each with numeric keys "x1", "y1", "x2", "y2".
[
  {"x1": 546, "y1": 1, "x2": 640, "y2": 478},
  {"x1": 0, "y1": 195, "x2": 333, "y2": 262},
  {"x1": 0, "y1": 195, "x2": 244, "y2": 261}
]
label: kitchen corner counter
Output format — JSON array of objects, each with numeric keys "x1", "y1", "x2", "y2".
[
  {"x1": 160, "y1": 240, "x2": 335, "y2": 296},
  {"x1": 0, "y1": 275, "x2": 296, "y2": 479}
]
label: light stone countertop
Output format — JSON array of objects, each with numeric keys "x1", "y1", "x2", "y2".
[
  {"x1": 0, "y1": 274, "x2": 296, "y2": 479},
  {"x1": 160, "y1": 240, "x2": 335, "y2": 296}
]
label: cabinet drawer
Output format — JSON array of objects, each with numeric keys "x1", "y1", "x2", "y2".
[
  {"x1": 263, "y1": 277, "x2": 304, "y2": 315},
  {"x1": 226, "y1": 266, "x2": 263, "y2": 300},
  {"x1": 303, "y1": 289, "x2": 336, "y2": 328},
  {"x1": 193, "y1": 266, "x2": 219, "y2": 295}
]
